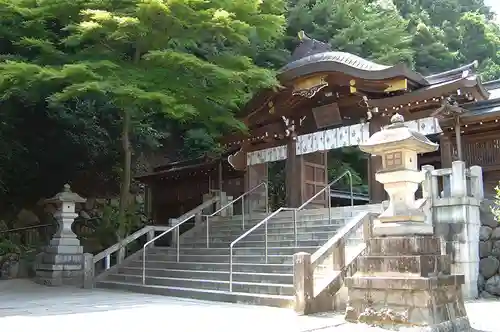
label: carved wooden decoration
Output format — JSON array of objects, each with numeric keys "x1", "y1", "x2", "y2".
[
  {"x1": 292, "y1": 75, "x2": 328, "y2": 99},
  {"x1": 228, "y1": 149, "x2": 247, "y2": 171}
]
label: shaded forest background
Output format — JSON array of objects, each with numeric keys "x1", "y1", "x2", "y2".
[{"x1": 0, "y1": 0, "x2": 499, "y2": 225}]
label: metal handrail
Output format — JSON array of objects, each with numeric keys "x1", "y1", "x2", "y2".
[
  {"x1": 142, "y1": 213, "x2": 196, "y2": 284},
  {"x1": 296, "y1": 170, "x2": 354, "y2": 241},
  {"x1": 228, "y1": 207, "x2": 295, "y2": 292},
  {"x1": 227, "y1": 170, "x2": 354, "y2": 292},
  {"x1": 202, "y1": 182, "x2": 268, "y2": 248}
]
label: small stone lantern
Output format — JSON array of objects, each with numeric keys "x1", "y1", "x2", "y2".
[
  {"x1": 44, "y1": 184, "x2": 86, "y2": 246},
  {"x1": 35, "y1": 184, "x2": 87, "y2": 286},
  {"x1": 359, "y1": 113, "x2": 438, "y2": 236}
]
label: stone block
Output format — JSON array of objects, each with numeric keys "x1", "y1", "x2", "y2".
[
  {"x1": 43, "y1": 245, "x2": 83, "y2": 255},
  {"x1": 293, "y1": 252, "x2": 313, "y2": 315},
  {"x1": 368, "y1": 236, "x2": 440, "y2": 256},
  {"x1": 478, "y1": 241, "x2": 491, "y2": 258},
  {"x1": 479, "y1": 257, "x2": 499, "y2": 279},
  {"x1": 345, "y1": 234, "x2": 469, "y2": 329},
  {"x1": 358, "y1": 255, "x2": 450, "y2": 277},
  {"x1": 83, "y1": 253, "x2": 94, "y2": 289},
  {"x1": 479, "y1": 226, "x2": 493, "y2": 241},
  {"x1": 41, "y1": 253, "x2": 83, "y2": 265},
  {"x1": 372, "y1": 221, "x2": 433, "y2": 237}
]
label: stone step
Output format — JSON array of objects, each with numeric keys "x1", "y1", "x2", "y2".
[
  {"x1": 126, "y1": 260, "x2": 294, "y2": 274},
  {"x1": 178, "y1": 239, "x2": 328, "y2": 248},
  {"x1": 186, "y1": 224, "x2": 343, "y2": 238},
  {"x1": 119, "y1": 267, "x2": 294, "y2": 284},
  {"x1": 148, "y1": 246, "x2": 319, "y2": 256},
  {"x1": 210, "y1": 213, "x2": 347, "y2": 222},
  {"x1": 95, "y1": 280, "x2": 294, "y2": 307},
  {"x1": 106, "y1": 274, "x2": 294, "y2": 296},
  {"x1": 138, "y1": 253, "x2": 293, "y2": 264},
  {"x1": 201, "y1": 218, "x2": 345, "y2": 232},
  {"x1": 181, "y1": 231, "x2": 337, "y2": 244}
]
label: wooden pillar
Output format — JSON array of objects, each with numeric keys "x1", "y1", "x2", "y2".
[
  {"x1": 368, "y1": 114, "x2": 387, "y2": 203},
  {"x1": 440, "y1": 134, "x2": 453, "y2": 168},
  {"x1": 286, "y1": 136, "x2": 304, "y2": 208},
  {"x1": 302, "y1": 151, "x2": 328, "y2": 208},
  {"x1": 245, "y1": 163, "x2": 268, "y2": 212}
]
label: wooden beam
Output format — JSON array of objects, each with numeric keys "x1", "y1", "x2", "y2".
[{"x1": 221, "y1": 122, "x2": 284, "y2": 145}]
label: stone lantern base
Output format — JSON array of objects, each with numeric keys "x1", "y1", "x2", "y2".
[
  {"x1": 345, "y1": 236, "x2": 470, "y2": 331},
  {"x1": 34, "y1": 237, "x2": 84, "y2": 287}
]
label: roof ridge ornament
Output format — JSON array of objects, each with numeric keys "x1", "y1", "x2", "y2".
[
  {"x1": 386, "y1": 113, "x2": 405, "y2": 129},
  {"x1": 290, "y1": 31, "x2": 332, "y2": 62}
]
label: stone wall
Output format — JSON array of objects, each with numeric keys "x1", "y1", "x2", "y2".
[{"x1": 478, "y1": 200, "x2": 500, "y2": 298}]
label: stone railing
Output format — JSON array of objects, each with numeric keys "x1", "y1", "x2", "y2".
[
  {"x1": 293, "y1": 212, "x2": 375, "y2": 314},
  {"x1": 422, "y1": 161, "x2": 483, "y2": 200},
  {"x1": 82, "y1": 196, "x2": 220, "y2": 288},
  {"x1": 421, "y1": 161, "x2": 483, "y2": 299}
]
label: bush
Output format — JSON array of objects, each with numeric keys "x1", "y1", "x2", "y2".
[
  {"x1": 0, "y1": 238, "x2": 21, "y2": 256},
  {"x1": 492, "y1": 183, "x2": 500, "y2": 223}
]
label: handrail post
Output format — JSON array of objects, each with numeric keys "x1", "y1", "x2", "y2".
[
  {"x1": 206, "y1": 215, "x2": 210, "y2": 248},
  {"x1": 265, "y1": 220, "x2": 268, "y2": 263},
  {"x1": 142, "y1": 247, "x2": 146, "y2": 284},
  {"x1": 349, "y1": 171, "x2": 354, "y2": 206},
  {"x1": 176, "y1": 227, "x2": 180, "y2": 262},
  {"x1": 328, "y1": 187, "x2": 332, "y2": 224},
  {"x1": 265, "y1": 183, "x2": 269, "y2": 214},
  {"x1": 293, "y1": 209, "x2": 298, "y2": 247},
  {"x1": 242, "y1": 196, "x2": 245, "y2": 230},
  {"x1": 229, "y1": 245, "x2": 234, "y2": 292}
]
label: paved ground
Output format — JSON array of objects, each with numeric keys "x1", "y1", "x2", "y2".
[{"x1": 0, "y1": 280, "x2": 498, "y2": 332}]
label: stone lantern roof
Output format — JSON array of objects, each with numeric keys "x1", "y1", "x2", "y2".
[
  {"x1": 359, "y1": 113, "x2": 439, "y2": 155},
  {"x1": 44, "y1": 184, "x2": 86, "y2": 204}
]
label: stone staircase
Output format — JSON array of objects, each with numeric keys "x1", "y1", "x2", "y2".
[{"x1": 95, "y1": 205, "x2": 381, "y2": 307}]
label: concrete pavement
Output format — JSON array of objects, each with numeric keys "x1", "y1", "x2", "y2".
[{"x1": 0, "y1": 280, "x2": 498, "y2": 332}]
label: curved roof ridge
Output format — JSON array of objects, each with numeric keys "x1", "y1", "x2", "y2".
[
  {"x1": 425, "y1": 61, "x2": 478, "y2": 84},
  {"x1": 281, "y1": 51, "x2": 390, "y2": 73},
  {"x1": 279, "y1": 50, "x2": 428, "y2": 86}
]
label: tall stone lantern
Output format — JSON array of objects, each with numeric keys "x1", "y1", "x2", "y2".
[
  {"x1": 345, "y1": 114, "x2": 470, "y2": 330},
  {"x1": 359, "y1": 113, "x2": 438, "y2": 236},
  {"x1": 35, "y1": 184, "x2": 86, "y2": 286}
]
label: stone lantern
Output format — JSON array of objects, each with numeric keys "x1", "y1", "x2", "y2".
[
  {"x1": 359, "y1": 113, "x2": 438, "y2": 236},
  {"x1": 35, "y1": 184, "x2": 86, "y2": 286},
  {"x1": 345, "y1": 114, "x2": 470, "y2": 330}
]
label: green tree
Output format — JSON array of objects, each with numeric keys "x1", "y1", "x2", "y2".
[
  {"x1": 393, "y1": 0, "x2": 500, "y2": 80},
  {"x1": 0, "y1": 0, "x2": 286, "y2": 235},
  {"x1": 286, "y1": 0, "x2": 414, "y2": 65}
]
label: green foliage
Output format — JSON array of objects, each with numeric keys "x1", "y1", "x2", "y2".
[
  {"x1": 0, "y1": 0, "x2": 286, "y2": 217},
  {"x1": 492, "y1": 184, "x2": 500, "y2": 223},
  {"x1": 0, "y1": 238, "x2": 21, "y2": 256},
  {"x1": 286, "y1": 0, "x2": 414, "y2": 65},
  {"x1": 0, "y1": 0, "x2": 499, "y2": 222},
  {"x1": 393, "y1": 0, "x2": 500, "y2": 78},
  {"x1": 82, "y1": 199, "x2": 150, "y2": 249}
]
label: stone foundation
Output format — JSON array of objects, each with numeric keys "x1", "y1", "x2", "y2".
[
  {"x1": 478, "y1": 200, "x2": 500, "y2": 298},
  {"x1": 345, "y1": 236, "x2": 470, "y2": 330},
  {"x1": 35, "y1": 244, "x2": 84, "y2": 286}
]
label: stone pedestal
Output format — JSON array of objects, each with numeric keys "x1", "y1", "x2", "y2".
[
  {"x1": 349, "y1": 114, "x2": 471, "y2": 330},
  {"x1": 345, "y1": 236, "x2": 470, "y2": 330},
  {"x1": 35, "y1": 184, "x2": 86, "y2": 286}
]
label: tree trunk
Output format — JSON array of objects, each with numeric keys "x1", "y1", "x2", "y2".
[
  {"x1": 117, "y1": 46, "x2": 141, "y2": 239},
  {"x1": 118, "y1": 110, "x2": 132, "y2": 239}
]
